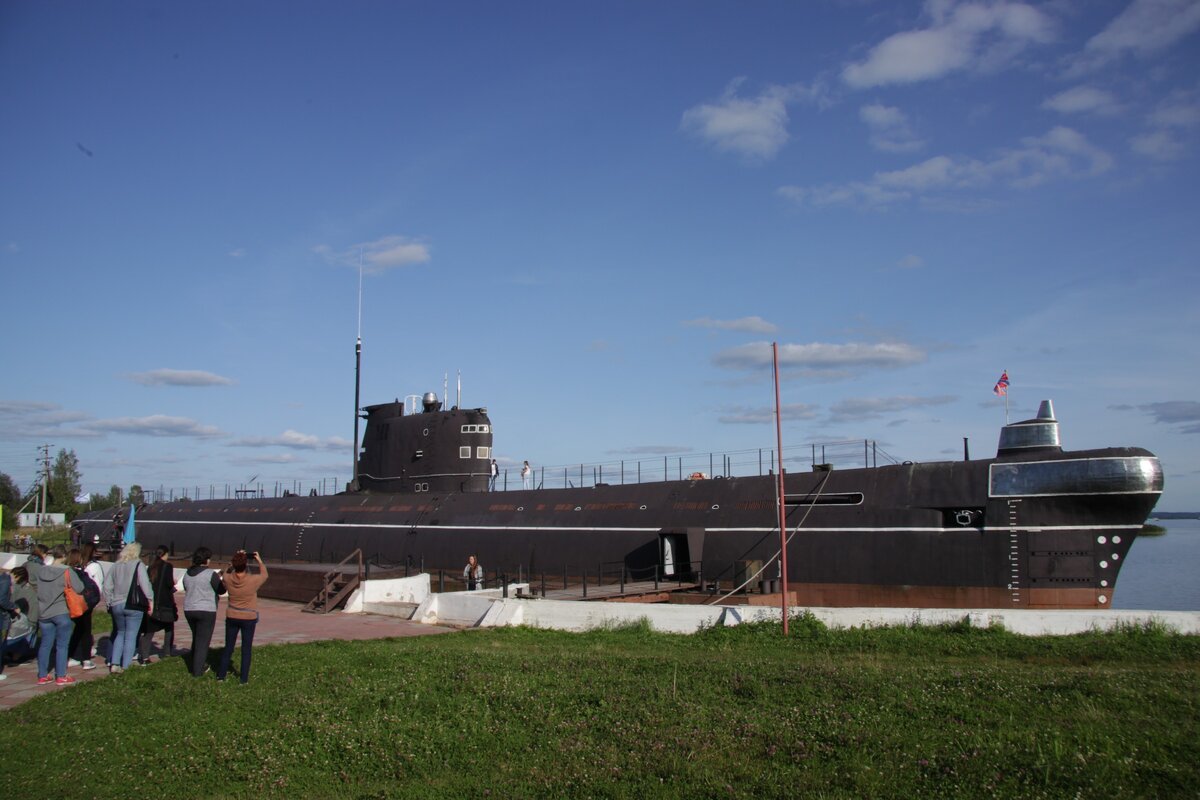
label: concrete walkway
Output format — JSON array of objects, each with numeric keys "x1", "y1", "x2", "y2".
[{"x1": 0, "y1": 595, "x2": 455, "y2": 710}]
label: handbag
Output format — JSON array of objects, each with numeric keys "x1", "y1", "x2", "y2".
[
  {"x1": 125, "y1": 563, "x2": 150, "y2": 611},
  {"x1": 63, "y1": 572, "x2": 87, "y2": 618}
]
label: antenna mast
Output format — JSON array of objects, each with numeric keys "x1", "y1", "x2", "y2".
[{"x1": 352, "y1": 252, "x2": 363, "y2": 488}]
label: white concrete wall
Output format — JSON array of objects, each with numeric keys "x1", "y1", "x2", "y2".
[
  {"x1": 344, "y1": 573, "x2": 431, "y2": 613},
  {"x1": 345, "y1": 575, "x2": 1200, "y2": 636}
]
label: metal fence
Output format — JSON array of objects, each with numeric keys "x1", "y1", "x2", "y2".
[{"x1": 140, "y1": 439, "x2": 900, "y2": 503}]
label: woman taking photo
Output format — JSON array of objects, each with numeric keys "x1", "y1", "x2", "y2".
[{"x1": 217, "y1": 550, "x2": 268, "y2": 684}]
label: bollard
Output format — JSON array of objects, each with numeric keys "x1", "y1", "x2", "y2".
[
  {"x1": 583, "y1": 569, "x2": 588, "y2": 598},
  {"x1": 541, "y1": 572, "x2": 546, "y2": 597}
]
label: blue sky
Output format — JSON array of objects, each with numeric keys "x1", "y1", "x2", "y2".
[{"x1": 2, "y1": 0, "x2": 1198, "y2": 509}]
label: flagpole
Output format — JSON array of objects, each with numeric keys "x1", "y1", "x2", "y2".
[{"x1": 1004, "y1": 368, "x2": 1009, "y2": 425}]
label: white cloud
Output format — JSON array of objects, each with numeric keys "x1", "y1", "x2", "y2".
[
  {"x1": 827, "y1": 395, "x2": 957, "y2": 423},
  {"x1": 859, "y1": 103, "x2": 925, "y2": 152},
  {"x1": 127, "y1": 369, "x2": 235, "y2": 387},
  {"x1": 714, "y1": 341, "x2": 927, "y2": 378},
  {"x1": 1042, "y1": 86, "x2": 1122, "y2": 116},
  {"x1": 1148, "y1": 96, "x2": 1200, "y2": 128},
  {"x1": 83, "y1": 415, "x2": 224, "y2": 438},
  {"x1": 681, "y1": 78, "x2": 826, "y2": 161},
  {"x1": 779, "y1": 126, "x2": 1112, "y2": 208},
  {"x1": 843, "y1": 1, "x2": 1055, "y2": 88},
  {"x1": 683, "y1": 316, "x2": 779, "y2": 334},
  {"x1": 896, "y1": 254, "x2": 925, "y2": 269},
  {"x1": 1131, "y1": 91, "x2": 1200, "y2": 161},
  {"x1": 718, "y1": 403, "x2": 821, "y2": 424},
  {"x1": 1085, "y1": 0, "x2": 1200, "y2": 60},
  {"x1": 227, "y1": 430, "x2": 352, "y2": 452},
  {"x1": 1130, "y1": 129, "x2": 1187, "y2": 160},
  {"x1": 314, "y1": 234, "x2": 431, "y2": 274},
  {"x1": 228, "y1": 248, "x2": 246, "y2": 258},
  {"x1": 680, "y1": 80, "x2": 791, "y2": 160}
]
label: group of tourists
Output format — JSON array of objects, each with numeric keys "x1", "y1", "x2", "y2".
[{"x1": 1, "y1": 544, "x2": 269, "y2": 686}]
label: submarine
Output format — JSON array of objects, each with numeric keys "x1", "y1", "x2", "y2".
[{"x1": 73, "y1": 392, "x2": 1162, "y2": 609}]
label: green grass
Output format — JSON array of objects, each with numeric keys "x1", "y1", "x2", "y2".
[{"x1": 3, "y1": 615, "x2": 1198, "y2": 799}]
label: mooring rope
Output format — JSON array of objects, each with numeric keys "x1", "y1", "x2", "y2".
[{"x1": 705, "y1": 469, "x2": 832, "y2": 605}]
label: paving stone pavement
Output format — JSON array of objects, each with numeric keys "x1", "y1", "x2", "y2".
[{"x1": 0, "y1": 594, "x2": 454, "y2": 710}]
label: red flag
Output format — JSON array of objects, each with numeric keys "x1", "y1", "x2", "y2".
[{"x1": 993, "y1": 371, "x2": 1009, "y2": 396}]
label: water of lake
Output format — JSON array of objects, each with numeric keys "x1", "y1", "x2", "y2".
[{"x1": 1111, "y1": 518, "x2": 1200, "y2": 611}]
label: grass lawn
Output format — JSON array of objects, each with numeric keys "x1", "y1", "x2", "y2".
[{"x1": 3, "y1": 615, "x2": 1197, "y2": 799}]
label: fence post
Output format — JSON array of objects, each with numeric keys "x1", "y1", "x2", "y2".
[{"x1": 582, "y1": 568, "x2": 588, "y2": 598}]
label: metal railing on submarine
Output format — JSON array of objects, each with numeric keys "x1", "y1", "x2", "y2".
[{"x1": 139, "y1": 439, "x2": 901, "y2": 503}]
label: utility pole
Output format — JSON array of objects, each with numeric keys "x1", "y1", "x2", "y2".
[{"x1": 38, "y1": 443, "x2": 53, "y2": 527}]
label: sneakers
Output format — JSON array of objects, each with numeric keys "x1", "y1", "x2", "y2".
[
  {"x1": 36, "y1": 676, "x2": 54, "y2": 685},
  {"x1": 0, "y1": 673, "x2": 7, "y2": 681},
  {"x1": 109, "y1": 665, "x2": 124, "y2": 675},
  {"x1": 55, "y1": 676, "x2": 76, "y2": 686},
  {"x1": 82, "y1": 660, "x2": 97, "y2": 670},
  {"x1": 68, "y1": 659, "x2": 83, "y2": 667}
]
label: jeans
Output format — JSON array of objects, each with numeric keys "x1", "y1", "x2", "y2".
[
  {"x1": 0, "y1": 615, "x2": 8, "y2": 675},
  {"x1": 185, "y1": 610, "x2": 216, "y2": 677},
  {"x1": 110, "y1": 604, "x2": 145, "y2": 669},
  {"x1": 217, "y1": 616, "x2": 258, "y2": 684},
  {"x1": 37, "y1": 613, "x2": 73, "y2": 679}
]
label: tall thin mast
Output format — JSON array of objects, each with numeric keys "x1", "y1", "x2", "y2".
[
  {"x1": 352, "y1": 254, "x2": 363, "y2": 487},
  {"x1": 773, "y1": 343, "x2": 790, "y2": 636}
]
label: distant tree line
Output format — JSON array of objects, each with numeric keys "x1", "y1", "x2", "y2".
[{"x1": 0, "y1": 448, "x2": 143, "y2": 531}]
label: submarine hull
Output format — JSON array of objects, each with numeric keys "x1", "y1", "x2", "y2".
[{"x1": 73, "y1": 445, "x2": 1160, "y2": 610}]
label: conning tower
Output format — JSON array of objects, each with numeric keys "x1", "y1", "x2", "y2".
[
  {"x1": 356, "y1": 392, "x2": 493, "y2": 494},
  {"x1": 997, "y1": 400, "x2": 1061, "y2": 457}
]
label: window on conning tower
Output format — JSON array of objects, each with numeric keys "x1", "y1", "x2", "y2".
[{"x1": 459, "y1": 446, "x2": 471, "y2": 459}]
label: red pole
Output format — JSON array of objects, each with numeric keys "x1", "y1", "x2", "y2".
[{"x1": 773, "y1": 343, "x2": 789, "y2": 636}]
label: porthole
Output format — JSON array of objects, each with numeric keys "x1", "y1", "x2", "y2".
[
  {"x1": 423, "y1": 428, "x2": 429, "y2": 436},
  {"x1": 1097, "y1": 536, "x2": 1107, "y2": 545},
  {"x1": 1100, "y1": 580, "x2": 1108, "y2": 587},
  {"x1": 1112, "y1": 535, "x2": 1122, "y2": 544},
  {"x1": 574, "y1": 506, "x2": 581, "y2": 512},
  {"x1": 517, "y1": 506, "x2": 524, "y2": 512},
  {"x1": 1100, "y1": 560, "x2": 1108, "y2": 569},
  {"x1": 639, "y1": 505, "x2": 647, "y2": 510},
  {"x1": 1098, "y1": 595, "x2": 1108, "y2": 604},
  {"x1": 1112, "y1": 553, "x2": 1119, "y2": 561},
  {"x1": 711, "y1": 504, "x2": 720, "y2": 510}
]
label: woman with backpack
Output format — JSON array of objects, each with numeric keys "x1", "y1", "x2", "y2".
[
  {"x1": 65, "y1": 546, "x2": 101, "y2": 671},
  {"x1": 102, "y1": 542, "x2": 153, "y2": 674}
]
